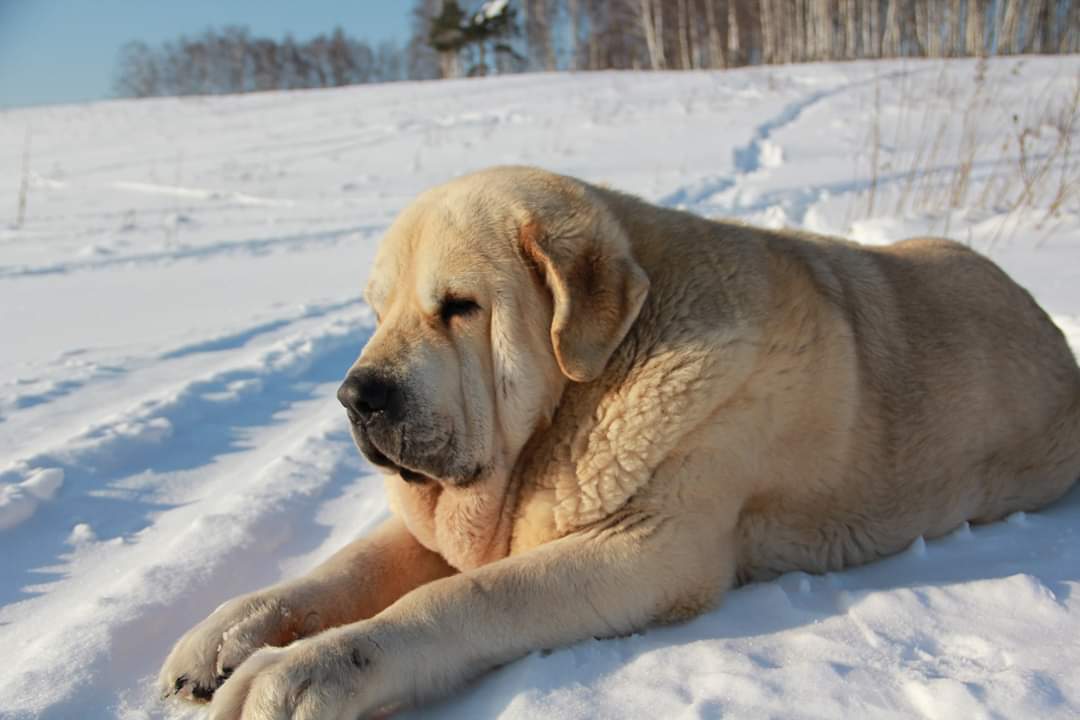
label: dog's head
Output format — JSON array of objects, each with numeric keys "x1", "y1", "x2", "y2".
[{"x1": 338, "y1": 167, "x2": 649, "y2": 486}]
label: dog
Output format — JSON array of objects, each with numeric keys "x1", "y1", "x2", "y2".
[{"x1": 160, "y1": 166, "x2": 1080, "y2": 719}]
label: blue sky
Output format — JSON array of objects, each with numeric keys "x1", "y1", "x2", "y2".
[{"x1": 0, "y1": 0, "x2": 411, "y2": 108}]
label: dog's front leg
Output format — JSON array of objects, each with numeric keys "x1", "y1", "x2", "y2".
[
  {"x1": 208, "y1": 515, "x2": 732, "y2": 719},
  {"x1": 159, "y1": 515, "x2": 454, "y2": 702}
]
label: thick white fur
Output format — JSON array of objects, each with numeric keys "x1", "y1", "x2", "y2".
[{"x1": 160, "y1": 166, "x2": 1080, "y2": 719}]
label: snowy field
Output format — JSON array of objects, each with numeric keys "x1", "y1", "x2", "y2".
[{"x1": 2, "y1": 57, "x2": 1079, "y2": 719}]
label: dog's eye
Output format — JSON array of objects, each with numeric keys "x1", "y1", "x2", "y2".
[{"x1": 439, "y1": 297, "x2": 480, "y2": 325}]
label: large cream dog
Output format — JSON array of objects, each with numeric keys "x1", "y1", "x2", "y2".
[{"x1": 161, "y1": 166, "x2": 1080, "y2": 719}]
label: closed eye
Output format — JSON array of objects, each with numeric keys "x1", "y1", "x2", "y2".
[{"x1": 439, "y1": 296, "x2": 480, "y2": 325}]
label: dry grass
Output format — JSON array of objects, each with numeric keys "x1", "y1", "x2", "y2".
[
  {"x1": 14, "y1": 128, "x2": 31, "y2": 229},
  {"x1": 850, "y1": 60, "x2": 1080, "y2": 245}
]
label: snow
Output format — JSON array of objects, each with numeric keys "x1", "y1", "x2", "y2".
[
  {"x1": 476, "y1": 0, "x2": 510, "y2": 22},
  {"x1": 0, "y1": 468, "x2": 64, "y2": 530},
  {"x1": 1, "y1": 57, "x2": 1078, "y2": 719}
]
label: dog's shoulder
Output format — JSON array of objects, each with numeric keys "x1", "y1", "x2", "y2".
[{"x1": 514, "y1": 212, "x2": 777, "y2": 536}]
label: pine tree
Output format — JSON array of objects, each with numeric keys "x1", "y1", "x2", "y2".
[
  {"x1": 429, "y1": 1, "x2": 470, "y2": 77},
  {"x1": 427, "y1": 1, "x2": 521, "y2": 78}
]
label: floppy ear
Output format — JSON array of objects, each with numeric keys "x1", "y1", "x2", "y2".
[{"x1": 518, "y1": 211, "x2": 650, "y2": 383}]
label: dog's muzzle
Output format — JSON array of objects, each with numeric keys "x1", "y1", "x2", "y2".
[{"x1": 337, "y1": 370, "x2": 429, "y2": 483}]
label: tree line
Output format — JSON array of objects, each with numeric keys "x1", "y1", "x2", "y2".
[
  {"x1": 115, "y1": 0, "x2": 1079, "y2": 98},
  {"x1": 113, "y1": 26, "x2": 405, "y2": 98},
  {"x1": 502, "y1": 0, "x2": 1078, "y2": 73}
]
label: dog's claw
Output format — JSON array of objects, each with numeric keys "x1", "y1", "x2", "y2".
[
  {"x1": 163, "y1": 673, "x2": 218, "y2": 703},
  {"x1": 163, "y1": 674, "x2": 188, "y2": 699}
]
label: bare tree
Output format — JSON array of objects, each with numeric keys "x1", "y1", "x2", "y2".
[
  {"x1": 113, "y1": 41, "x2": 161, "y2": 97},
  {"x1": 14, "y1": 129, "x2": 30, "y2": 229},
  {"x1": 638, "y1": 0, "x2": 667, "y2": 70},
  {"x1": 965, "y1": 0, "x2": 988, "y2": 56},
  {"x1": 704, "y1": 0, "x2": 729, "y2": 67},
  {"x1": 677, "y1": 0, "x2": 693, "y2": 69},
  {"x1": 946, "y1": 0, "x2": 964, "y2": 55},
  {"x1": 998, "y1": 0, "x2": 1023, "y2": 54},
  {"x1": 250, "y1": 39, "x2": 282, "y2": 90},
  {"x1": 407, "y1": 0, "x2": 443, "y2": 79},
  {"x1": 566, "y1": 0, "x2": 584, "y2": 69},
  {"x1": 843, "y1": 0, "x2": 859, "y2": 58},
  {"x1": 1028, "y1": 0, "x2": 1055, "y2": 54},
  {"x1": 214, "y1": 26, "x2": 252, "y2": 93},
  {"x1": 524, "y1": 0, "x2": 558, "y2": 70},
  {"x1": 1066, "y1": 0, "x2": 1080, "y2": 53},
  {"x1": 326, "y1": 27, "x2": 354, "y2": 86},
  {"x1": 374, "y1": 40, "x2": 405, "y2": 81}
]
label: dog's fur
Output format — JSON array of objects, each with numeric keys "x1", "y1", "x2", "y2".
[{"x1": 161, "y1": 166, "x2": 1080, "y2": 719}]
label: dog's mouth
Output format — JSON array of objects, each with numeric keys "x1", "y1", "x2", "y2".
[
  {"x1": 367, "y1": 445, "x2": 431, "y2": 484},
  {"x1": 348, "y1": 416, "x2": 486, "y2": 487},
  {"x1": 350, "y1": 420, "x2": 434, "y2": 484}
]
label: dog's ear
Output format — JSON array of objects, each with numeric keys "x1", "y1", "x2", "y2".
[{"x1": 518, "y1": 210, "x2": 649, "y2": 383}]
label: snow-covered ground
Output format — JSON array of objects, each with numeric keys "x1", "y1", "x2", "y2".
[{"x1": 1, "y1": 57, "x2": 1079, "y2": 719}]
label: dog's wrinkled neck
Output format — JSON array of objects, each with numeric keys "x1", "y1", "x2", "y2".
[{"x1": 387, "y1": 387, "x2": 571, "y2": 572}]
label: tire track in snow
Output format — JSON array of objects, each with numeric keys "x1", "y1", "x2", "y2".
[
  {"x1": 695, "y1": 154, "x2": 1033, "y2": 227},
  {"x1": 0, "y1": 301, "x2": 382, "y2": 716},
  {"x1": 658, "y1": 82, "x2": 852, "y2": 209},
  {"x1": 0, "y1": 299, "x2": 362, "y2": 421},
  {"x1": 0, "y1": 303, "x2": 372, "y2": 598},
  {"x1": 0, "y1": 254, "x2": 389, "y2": 714},
  {"x1": 0, "y1": 411, "x2": 386, "y2": 719},
  {"x1": 0, "y1": 224, "x2": 383, "y2": 280},
  {"x1": 158, "y1": 298, "x2": 361, "y2": 361},
  {"x1": 659, "y1": 69, "x2": 918, "y2": 221},
  {"x1": 111, "y1": 180, "x2": 296, "y2": 207}
]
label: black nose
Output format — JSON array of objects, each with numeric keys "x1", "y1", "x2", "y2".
[{"x1": 338, "y1": 370, "x2": 401, "y2": 422}]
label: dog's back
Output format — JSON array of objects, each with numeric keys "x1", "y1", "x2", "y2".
[
  {"x1": 730, "y1": 230, "x2": 1080, "y2": 579},
  {"x1": 870, "y1": 238, "x2": 1080, "y2": 522}
]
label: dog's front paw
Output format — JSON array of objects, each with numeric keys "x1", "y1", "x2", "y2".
[
  {"x1": 159, "y1": 590, "x2": 320, "y2": 703},
  {"x1": 207, "y1": 629, "x2": 387, "y2": 720}
]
